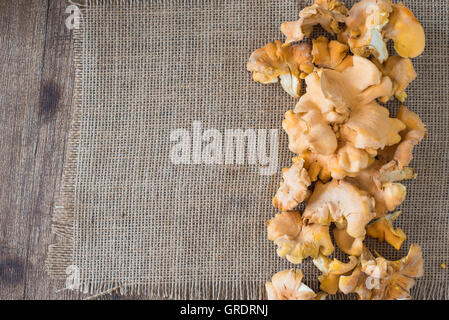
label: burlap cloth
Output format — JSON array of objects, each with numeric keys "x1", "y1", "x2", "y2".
[{"x1": 46, "y1": 0, "x2": 449, "y2": 299}]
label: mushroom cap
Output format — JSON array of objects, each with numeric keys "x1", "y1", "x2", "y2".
[
  {"x1": 320, "y1": 56, "x2": 384, "y2": 111},
  {"x1": 299, "y1": 142, "x2": 375, "y2": 182},
  {"x1": 333, "y1": 142, "x2": 373, "y2": 177},
  {"x1": 266, "y1": 269, "x2": 318, "y2": 300},
  {"x1": 314, "y1": 254, "x2": 360, "y2": 294},
  {"x1": 345, "y1": 0, "x2": 393, "y2": 63},
  {"x1": 312, "y1": 36, "x2": 349, "y2": 69},
  {"x1": 366, "y1": 211, "x2": 407, "y2": 250},
  {"x1": 283, "y1": 108, "x2": 338, "y2": 155},
  {"x1": 380, "y1": 56, "x2": 417, "y2": 102},
  {"x1": 267, "y1": 211, "x2": 302, "y2": 242},
  {"x1": 281, "y1": 0, "x2": 348, "y2": 45},
  {"x1": 338, "y1": 245, "x2": 424, "y2": 299},
  {"x1": 340, "y1": 101, "x2": 406, "y2": 150},
  {"x1": 346, "y1": 160, "x2": 411, "y2": 218},
  {"x1": 267, "y1": 211, "x2": 334, "y2": 264},
  {"x1": 384, "y1": 3, "x2": 425, "y2": 58},
  {"x1": 393, "y1": 105, "x2": 427, "y2": 168},
  {"x1": 303, "y1": 179, "x2": 376, "y2": 238},
  {"x1": 273, "y1": 158, "x2": 311, "y2": 211},
  {"x1": 334, "y1": 228, "x2": 364, "y2": 256},
  {"x1": 377, "y1": 105, "x2": 427, "y2": 171},
  {"x1": 247, "y1": 40, "x2": 313, "y2": 97},
  {"x1": 296, "y1": 71, "x2": 349, "y2": 123}
]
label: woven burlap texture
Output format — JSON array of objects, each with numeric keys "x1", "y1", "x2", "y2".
[{"x1": 46, "y1": 0, "x2": 449, "y2": 299}]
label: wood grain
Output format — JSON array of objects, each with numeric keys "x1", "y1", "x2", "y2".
[
  {"x1": 22, "y1": 0, "x2": 76, "y2": 300},
  {"x1": 0, "y1": 0, "x2": 51, "y2": 299},
  {"x1": 0, "y1": 0, "x2": 160, "y2": 300},
  {"x1": 1, "y1": 0, "x2": 80, "y2": 300}
]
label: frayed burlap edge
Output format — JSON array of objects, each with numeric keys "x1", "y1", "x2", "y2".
[{"x1": 45, "y1": 2, "x2": 84, "y2": 283}]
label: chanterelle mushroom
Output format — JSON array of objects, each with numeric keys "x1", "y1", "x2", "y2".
[
  {"x1": 374, "y1": 56, "x2": 417, "y2": 102},
  {"x1": 341, "y1": 106, "x2": 425, "y2": 218},
  {"x1": 344, "y1": 106, "x2": 427, "y2": 219},
  {"x1": 383, "y1": 3, "x2": 426, "y2": 58},
  {"x1": 296, "y1": 70, "x2": 349, "y2": 124},
  {"x1": 266, "y1": 269, "x2": 326, "y2": 300},
  {"x1": 273, "y1": 158, "x2": 311, "y2": 211},
  {"x1": 267, "y1": 211, "x2": 334, "y2": 264},
  {"x1": 283, "y1": 108, "x2": 338, "y2": 156},
  {"x1": 312, "y1": 36, "x2": 349, "y2": 69},
  {"x1": 303, "y1": 179, "x2": 376, "y2": 239},
  {"x1": 290, "y1": 55, "x2": 400, "y2": 176},
  {"x1": 281, "y1": 0, "x2": 349, "y2": 45},
  {"x1": 344, "y1": 0, "x2": 425, "y2": 62},
  {"x1": 367, "y1": 211, "x2": 406, "y2": 250},
  {"x1": 247, "y1": 40, "x2": 314, "y2": 98},
  {"x1": 333, "y1": 228, "x2": 364, "y2": 256},
  {"x1": 313, "y1": 254, "x2": 359, "y2": 294},
  {"x1": 381, "y1": 105, "x2": 427, "y2": 170},
  {"x1": 304, "y1": 55, "x2": 392, "y2": 123},
  {"x1": 340, "y1": 101, "x2": 405, "y2": 150},
  {"x1": 338, "y1": 245, "x2": 424, "y2": 300},
  {"x1": 344, "y1": 0, "x2": 392, "y2": 62},
  {"x1": 346, "y1": 160, "x2": 410, "y2": 218},
  {"x1": 298, "y1": 142, "x2": 374, "y2": 183}
]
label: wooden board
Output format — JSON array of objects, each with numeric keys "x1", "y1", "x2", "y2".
[{"x1": 0, "y1": 0, "x2": 150, "y2": 300}]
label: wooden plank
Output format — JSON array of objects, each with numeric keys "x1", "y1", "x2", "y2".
[
  {"x1": 22, "y1": 0, "x2": 77, "y2": 300},
  {"x1": 0, "y1": 0, "x2": 50, "y2": 300}
]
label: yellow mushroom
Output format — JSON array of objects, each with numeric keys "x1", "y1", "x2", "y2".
[
  {"x1": 281, "y1": 0, "x2": 348, "y2": 45},
  {"x1": 250, "y1": 1, "x2": 428, "y2": 300},
  {"x1": 312, "y1": 36, "x2": 349, "y2": 69},
  {"x1": 303, "y1": 179, "x2": 376, "y2": 239},
  {"x1": 267, "y1": 211, "x2": 334, "y2": 264},
  {"x1": 333, "y1": 228, "x2": 364, "y2": 256},
  {"x1": 247, "y1": 40, "x2": 314, "y2": 98},
  {"x1": 266, "y1": 269, "x2": 326, "y2": 300},
  {"x1": 346, "y1": 161, "x2": 411, "y2": 218},
  {"x1": 344, "y1": 0, "x2": 393, "y2": 62},
  {"x1": 338, "y1": 245, "x2": 424, "y2": 299},
  {"x1": 366, "y1": 211, "x2": 407, "y2": 250},
  {"x1": 384, "y1": 3, "x2": 425, "y2": 58},
  {"x1": 374, "y1": 56, "x2": 417, "y2": 102},
  {"x1": 313, "y1": 254, "x2": 359, "y2": 294},
  {"x1": 283, "y1": 108, "x2": 338, "y2": 156},
  {"x1": 392, "y1": 105, "x2": 427, "y2": 169},
  {"x1": 344, "y1": 1, "x2": 425, "y2": 61},
  {"x1": 273, "y1": 158, "x2": 311, "y2": 211}
]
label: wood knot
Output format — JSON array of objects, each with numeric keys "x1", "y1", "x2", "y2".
[
  {"x1": 39, "y1": 80, "x2": 61, "y2": 121},
  {"x1": 0, "y1": 258, "x2": 24, "y2": 285}
]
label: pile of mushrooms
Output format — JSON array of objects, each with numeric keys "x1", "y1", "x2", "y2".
[{"x1": 248, "y1": 0, "x2": 426, "y2": 300}]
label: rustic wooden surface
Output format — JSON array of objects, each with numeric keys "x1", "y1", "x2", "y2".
[{"x1": 0, "y1": 0, "x2": 136, "y2": 300}]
